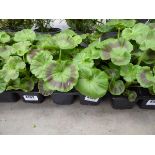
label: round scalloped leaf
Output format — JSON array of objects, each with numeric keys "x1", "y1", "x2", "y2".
[
  {"x1": 103, "y1": 66, "x2": 120, "y2": 80},
  {"x1": 97, "y1": 38, "x2": 133, "y2": 61},
  {"x1": 7, "y1": 77, "x2": 34, "y2": 92},
  {"x1": 122, "y1": 23, "x2": 150, "y2": 44},
  {"x1": 76, "y1": 68, "x2": 108, "y2": 98},
  {"x1": 26, "y1": 49, "x2": 39, "y2": 64},
  {"x1": 142, "y1": 49, "x2": 155, "y2": 64},
  {"x1": 136, "y1": 66, "x2": 154, "y2": 88},
  {"x1": 36, "y1": 34, "x2": 57, "y2": 49},
  {"x1": 2, "y1": 56, "x2": 26, "y2": 82},
  {"x1": 38, "y1": 80, "x2": 54, "y2": 96},
  {"x1": 73, "y1": 51, "x2": 94, "y2": 70},
  {"x1": 45, "y1": 61, "x2": 79, "y2": 92},
  {"x1": 140, "y1": 30, "x2": 155, "y2": 51},
  {"x1": 13, "y1": 41, "x2": 31, "y2": 56},
  {"x1": 0, "y1": 45, "x2": 16, "y2": 59},
  {"x1": 86, "y1": 41, "x2": 102, "y2": 59},
  {"x1": 53, "y1": 32, "x2": 82, "y2": 49},
  {"x1": 0, "y1": 32, "x2": 10, "y2": 43},
  {"x1": 107, "y1": 19, "x2": 136, "y2": 29},
  {"x1": 30, "y1": 50, "x2": 53, "y2": 79},
  {"x1": 120, "y1": 63, "x2": 140, "y2": 82},
  {"x1": 97, "y1": 38, "x2": 116, "y2": 60},
  {"x1": 14, "y1": 29, "x2": 36, "y2": 42},
  {"x1": 127, "y1": 90, "x2": 137, "y2": 102},
  {"x1": 109, "y1": 80, "x2": 125, "y2": 95},
  {"x1": 110, "y1": 48, "x2": 131, "y2": 66},
  {"x1": 96, "y1": 24, "x2": 113, "y2": 33}
]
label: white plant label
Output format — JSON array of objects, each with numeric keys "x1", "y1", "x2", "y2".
[
  {"x1": 85, "y1": 96, "x2": 99, "y2": 102},
  {"x1": 23, "y1": 95, "x2": 38, "y2": 101},
  {"x1": 146, "y1": 100, "x2": 155, "y2": 105}
]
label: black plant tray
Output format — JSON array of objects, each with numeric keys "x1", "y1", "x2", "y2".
[
  {"x1": 111, "y1": 96, "x2": 135, "y2": 109},
  {"x1": 137, "y1": 88, "x2": 155, "y2": 109},
  {"x1": 52, "y1": 90, "x2": 78, "y2": 105},
  {"x1": 0, "y1": 91, "x2": 20, "y2": 102},
  {"x1": 18, "y1": 91, "x2": 45, "y2": 104}
]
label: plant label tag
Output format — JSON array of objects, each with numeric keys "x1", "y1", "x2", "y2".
[
  {"x1": 23, "y1": 95, "x2": 38, "y2": 101},
  {"x1": 85, "y1": 96, "x2": 99, "y2": 102},
  {"x1": 146, "y1": 100, "x2": 155, "y2": 106}
]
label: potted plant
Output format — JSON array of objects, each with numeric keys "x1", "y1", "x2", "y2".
[{"x1": 0, "y1": 29, "x2": 45, "y2": 103}]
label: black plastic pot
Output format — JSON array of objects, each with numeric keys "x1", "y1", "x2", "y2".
[
  {"x1": 0, "y1": 91, "x2": 20, "y2": 102},
  {"x1": 18, "y1": 91, "x2": 45, "y2": 104},
  {"x1": 111, "y1": 96, "x2": 135, "y2": 109},
  {"x1": 111, "y1": 86, "x2": 140, "y2": 109},
  {"x1": 137, "y1": 88, "x2": 155, "y2": 109},
  {"x1": 52, "y1": 90, "x2": 77, "y2": 105}
]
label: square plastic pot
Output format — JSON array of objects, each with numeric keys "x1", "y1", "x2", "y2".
[
  {"x1": 0, "y1": 91, "x2": 20, "y2": 102},
  {"x1": 18, "y1": 91, "x2": 45, "y2": 104},
  {"x1": 52, "y1": 93, "x2": 74, "y2": 105},
  {"x1": 111, "y1": 96, "x2": 135, "y2": 109},
  {"x1": 51, "y1": 90, "x2": 77, "y2": 105},
  {"x1": 137, "y1": 88, "x2": 155, "y2": 109}
]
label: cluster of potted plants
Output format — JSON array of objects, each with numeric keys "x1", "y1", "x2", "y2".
[{"x1": 1, "y1": 19, "x2": 155, "y2": 109}]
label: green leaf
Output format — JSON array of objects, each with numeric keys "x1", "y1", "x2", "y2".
[
  {"x1": 44, "y1": 61, "x2": 79, "y2": 92},
  {"x1": 0, "y1": 45, "x2": 16, "y2": 59},
  {"x1": 96, "y1": 24, "x2": 113, "y2": 33},
  {"x1": 53, "y1": 31, "x2": 82, "y2": 49},
  {"x1": 97, "y1": 38, "x2": 116, "y2": 60},
  {"x1": 0, "y1": 31, "x2": 10, "y2": 43},
  {"x1": 73, "y1": 51, "x2": 94, "y2": 70},
  {"x1": 126, "y1": 90, "x2": 137, "y2": 102},
  {"x1": 120, "y1": 63, "x2": 140, "y2": 82},
  {"x1": 97, "y1": 38, "x2": 133, "y2": 62},
  {"x1": 142, "y1": 49, "x2": 155, "y2": 64},
  {"x1": 38, "y1": 80, "x2": 53, "y2": 96},
  {"x1": 14, "y1": 29, "x2": 36, "y2": 42},
  {"x1": 2, "y1": 56, "x2": 26, "y2": 82},
  {"x1": 30, "y1": 50, "x2": 53, "y2": 79},
  {"x1": 13, "y1": 41, "x2": 31, "y2": 56},
  {"x1": 103, "y1": 66, "x2": 120, "y2": 80},
  {"x1": 76, "y1": 68, "x2": 109, "y2": 98},
  {"x1": 26, "y1": 49, "x2": 40, "y2": 64},
  {"x1": 107, "y1": 19, "x2": 136, "y2": 29},
  {"x1": 109, "y1": 80, "x2": 125, "y2": 95},
  {"x1": 110, "y1": 47, "x2": 131, "y2": 66},
  {"x1": 136, "y1": 66, "x2": 154, "y2": 88},
  {"x1": 7, "y1": 77, "x2": 34, "y2": 92},
  {"x1": 36, "y1": 34, "x2": 57, "y2": 49},
  {"x1": 86, "y1": 41, "x2": 102, "y2": 59},
  {"x1": 140, "y1": 30, "x2": 155, "y2": 51},
  {"x1": 122, "y1": 23, "x2": 150, "y2": 44}
]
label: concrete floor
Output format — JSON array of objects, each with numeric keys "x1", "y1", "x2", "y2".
[{"x1": 0, "y1": 98, "x2": 155, "y2": 135}]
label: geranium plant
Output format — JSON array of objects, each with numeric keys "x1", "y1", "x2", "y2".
[{"x1": 0, "y1": 19, "x2": 155, "y2": 104}]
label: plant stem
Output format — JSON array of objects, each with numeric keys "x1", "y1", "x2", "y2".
[
  {"x1": 117, "y1": 28, "x2": 120, "y2": 39},
  {"x1": 59, "y1": 49, "x2": 62, "y2": 61},
  {"x1": 137, "y1": 51, "x2": 146, "y2": 65}
]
